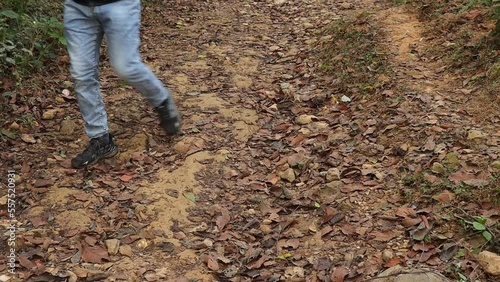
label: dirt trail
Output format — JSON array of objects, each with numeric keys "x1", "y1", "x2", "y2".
[{"x1": 2, "y1": 0, "x2": 499, "y2": 281}]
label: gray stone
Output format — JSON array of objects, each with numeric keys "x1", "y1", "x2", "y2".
[{"x1": 376, "y1": 266, "x2": 451, "y2": 282}]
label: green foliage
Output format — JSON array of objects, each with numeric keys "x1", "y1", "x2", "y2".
[{"x1": 0, "y1": 0, "x2": 65, "y2": 82}]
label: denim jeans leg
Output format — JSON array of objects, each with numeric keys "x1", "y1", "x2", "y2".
[
  {"x1": 64, "y1": 0, "x2": 108, "y2": 138},
  {"x1": 98, "y1": 0, "x2": 169, "y2": 107}
]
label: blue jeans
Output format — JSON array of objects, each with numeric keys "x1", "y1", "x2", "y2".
[{"x1": 64, "y1": 0, "x2": 170, "y2": 138}]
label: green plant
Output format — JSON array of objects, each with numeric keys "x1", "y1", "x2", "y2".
[
  {"x1": 471, "y1": 216, "x2": 494, "y2": 241},
  {"x1": 0, "y1": 1, "x2": 65, "y2": 82}
]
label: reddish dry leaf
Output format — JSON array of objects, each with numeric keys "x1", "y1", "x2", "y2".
[
  {"x1": 463, "y1": 9, "x2": 483, "y2": 20},
  {"x1": 423, "y1": 173, "x2": 440, "y2": 184},
  {"x1": 340, "y1": 184, "x2": 366, "y2": 193},
  {"x1": 117, "y1": 193, "x2": 134, "y2": 201},
  {"x1": 413, "y1": 242, "x2": 434, "y2": 252},
  {"x1": 395, "y1": 207, "x2": 417, "y2": 218},
  {"x1": 289, "y1": 133, "x2": 306, "y2": 147},
  {"x1": 320, "y1": 225, "x2": 333, "y2": 237},
  {"x1": 73, "y1": 192, "x2": 91, "y2": 201},
  {"x1": 268, "y1": 174, "x2": 280, "y2": 185},
  {"x1": 84, "y1": 236, "x2": 98, "y2": 246},
  {"x1": 322, "y1": 207, "x2": 335, "y2": 225},
  {"x1": 21, "y1": 161, "x2": 31, "y2": 173},
  {"x1": 420, "y1": 215, "x2": 430, "y2": 229},
  {"x1": 248, "y1": 182, "x2": 268, "y2": 192},
  {"x1": 34, "y1": 179, "x2": 53, "y2": 187},
  {"x1": 449, "y1": 172, "x2": 489, "y2": 187},
  {"x1": 82, "y1": 244, "x2": 109, "y2": 263},
  {"x1": 101, "y1": 180, "x2": 120, "y2": 188},
  {"x1": 426, "y1": 256, "x2": 442, "y2": 266},
  {"x1": 287, "y1": 154, "x2": 302, "y2": 167},
  {"x1": 24, "y1": 236, "x2": 46, "y2": 245},
  {"x1": 202, "y1": 254, "x2": 219, "y2": 271},
  {"x1": 248, "y1": 255, "x2": 270, "y2": 269},
  {"x1": 64, "y1": 228, "x2": 80, "y2": 237},
  {"x1": 18, "y1": 255, "x2": 35, "y2": 270},
  {"x1": 120, "y1": 173, "x2": 134, "y2": 182},
  {"x1": 330, "y1": 266, "x2": 350, "y2": 282},
  {"x1": 30, "y1": 216, "x2": 47, "y2": 227},
  {"x1": 401, "y1": 217, "x2": 422, "y2": 227},
  {"x1": 371, "y1": 230, "x2": 397, "y2": 242},
  {"x1": 418, "y1": 248, "x2": 440, "y2": 263},
  {"x1": 383, "y1": 257, "x2": 401, "y2": 268},
  {"x1": 216, "y1": 207, "x2": 231, "y2": 231},
  {"x1": 432, "y1": 190, "x2": 455, "y2": 204},
  {"x1": 340, "y1": 224, "x2": 356, "y2": 236},
  {"x1": 284, "y1": 239, "x2": 300, "y2": 249},
  {"x1": 131, "y1": 151, "x2": 145, "y2": 161}
]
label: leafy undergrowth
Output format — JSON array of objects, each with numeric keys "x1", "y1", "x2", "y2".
[
  {"x1": 315, "y1": 11, "x2": 393, "y2": 95},
  {"x1": 409, "y1": 0, "x2": 500, "y2": 120},
  {"x1": 0, "y1": 0, "x2": 67, "y2": 147}
]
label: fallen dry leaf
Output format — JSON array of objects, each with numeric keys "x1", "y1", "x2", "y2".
[
  {"x1": 330, "y1": 266, "x2": 350, "y2": 282},
  {"x1": 82, "y1": 244, "x2": 109, "y2": 263},
  {"x1": 216, "y1": 207, "x2": 231, "y2": 231}
]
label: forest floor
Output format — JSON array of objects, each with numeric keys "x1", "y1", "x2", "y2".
[{"x1": 0, "y1": 0, "x2": 499, "y2": 281}]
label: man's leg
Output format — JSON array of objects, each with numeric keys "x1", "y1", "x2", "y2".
[
  {"x1": 98, "y1": 0, "x2": 181, "y2": 135},
  {"x1": 64, "y1": 1, "x2": 118, "y2": 168},
  {"x1": 64, "y1": 0, "x2": 107, "y2": 138}
]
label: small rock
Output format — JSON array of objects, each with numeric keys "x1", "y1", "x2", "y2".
[
  {"x1": 326, "y1": 168, "x2": 340, "y2": 182},
  {"x1": 298, "y1": 128, "x2": 312, "y2": 136},
  {"x1": 309, "y1": 121, "x2": 329, "y2": 131},
  {"x1": 477, "y1": 251, "x2": 500, "y2": 275},
  {"x1": 279, "y1": 168, "x2": 296, "y2": 182},
  {"x1": 173, "y1": 141, "x2": 191, "y2": 153},
  {"x1": 55, "y1": 97, "x2": 66, "y2": 104},
  {"x1": 9, "y1": 122, "x2": 19, "y2": 130},
  {"x1": 431, "y1": 162, "x2": 446, "y2": 175},
  {"x1": 303, "y1": 22, "x2": 314, "y2": 29},
  {"x1": 382, "y1": 250, "x2": 394, "y2": 262},
  {"x1": 339, "y1": 3, "x2": 353, "y2": 9},
  {"x1": 377, "y1": 265, "x2": 451, "y2": 282},
  {"x1": 203, "y1": 238, "x2": 214, "y2": 248},
  {"x1": 467, "y1": 130, "x2": 488, "y2": 140},
  {"x1": 260, "y1": 224, "x2": 273, "y2": 234},
  {"x1": 20, "y1": 134, "x2": 36, "y2": 144},
  {"x1": 60, "y1": 119, "x2": 78, "y2": 135},
  {"x1": 105, "y1": 239, "x2": 120, "y2": 255},
  {"x1": 42, "y1": 109, "x2": 61, "y2": 120},
  {"x1": 269, "y1": 45, "x2": 280, "y2": 52},
  {"x1": 296, "y1": 114, "x2": 317, "y2": 125},
  {"x1": 284, "y1": 267, "x2": 305, "y2": 278},
  {"x1": 280, "y1": 82, "x2": 291, "y2": 94},
  {"x1": 325, "y1": 181, "x2": 344, "y2": 191},
  {"x1": 341, "y1": 95, "x2": 351, "y2": 103},
  {"x1": 135, "y1": 238, "x2": 150, "y2": 250},
  {"x1": 174, "y1": 232, "x2": 187, "y2": 240},
  {"x1": 119, "y1": 245, "x2": 133, "y2": 257}
]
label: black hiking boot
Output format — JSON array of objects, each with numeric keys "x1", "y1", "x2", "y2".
[
  {"x1": 155, "y1": 97, "x2": 181, "y2": 135},
  {"x1": 71, "y1": 133, "x2": 118, "y2": 168}
]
